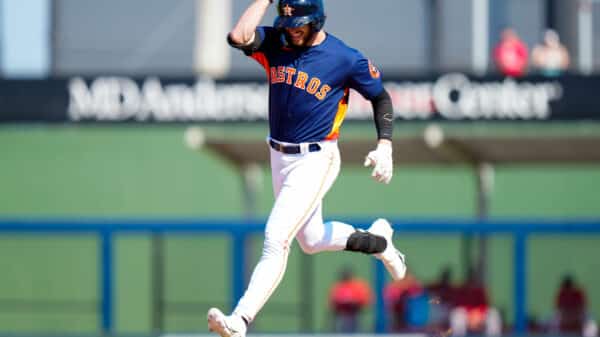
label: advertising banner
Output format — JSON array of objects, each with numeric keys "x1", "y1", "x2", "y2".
[{"x1": 1, "y1": 74, "x2": 598, "y2": 123}]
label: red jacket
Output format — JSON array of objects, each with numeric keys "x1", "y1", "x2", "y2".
[
  {"x1": 494, "y1": 39, "x2": 529, "y2": 77},
  {"x1": 556, "y1": 286, "x2": 586, "y2": 332},
  {"x1": 329, "y1": 278, "x2": 373, "y2": 314}
]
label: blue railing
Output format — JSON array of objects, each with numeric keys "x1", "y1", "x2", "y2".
[{"x1": 1, "y1": 218, "x2": 600, "y2": 334}]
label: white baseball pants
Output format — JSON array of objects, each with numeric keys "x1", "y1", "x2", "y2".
[{"x1": 233, "y1": 139, "x2": 356, "y2": 322}]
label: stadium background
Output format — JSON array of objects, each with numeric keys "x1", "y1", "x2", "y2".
[{"x1": 1, "y1": 0, "x2": 600, "y2": 336}]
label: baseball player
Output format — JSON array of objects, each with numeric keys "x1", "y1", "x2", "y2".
[{"x1": 208, "y1": 1, "x2": 406, "y2": 336}]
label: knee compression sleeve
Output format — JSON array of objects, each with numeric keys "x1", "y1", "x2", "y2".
[{"x1": 345, "y1": 230, "x2": 387, "y2": 254}]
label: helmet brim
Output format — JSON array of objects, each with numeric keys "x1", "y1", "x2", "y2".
[{"x1": 274, "y1": 16, "x2": 313, "y2": 29}]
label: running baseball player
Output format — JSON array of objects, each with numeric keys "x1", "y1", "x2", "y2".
[{"x1": 208, "y1": 1, "x2": 406, "y2": 336}]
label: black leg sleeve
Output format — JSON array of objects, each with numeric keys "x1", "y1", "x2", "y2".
[{"x1": 345, "y1": 230, "x2": 387, "y2": 254}]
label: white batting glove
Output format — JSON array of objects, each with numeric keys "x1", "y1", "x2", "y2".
[{"x1": 363, "y1": 141, "x2": 393, "y2": 184}]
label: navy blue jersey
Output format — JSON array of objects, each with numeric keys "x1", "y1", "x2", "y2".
[{"x1": 240, "y1": 27, "x2": 384, "y2": 143}]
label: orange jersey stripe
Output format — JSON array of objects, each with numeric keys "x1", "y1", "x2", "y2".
[
  {"x1": 325, "y1": 88, "x2": 350, "y2": 140},
  {"x1": 250, "y1": 52, "x2": 270, "y2": 79}
]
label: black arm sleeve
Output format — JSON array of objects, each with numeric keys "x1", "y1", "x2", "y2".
[
  {"x1": 227, "y1": 30, "x2": 263, "y2": 56},
  {"x1": 370, "y1": 89, "x2": 394, "y2": 140}
]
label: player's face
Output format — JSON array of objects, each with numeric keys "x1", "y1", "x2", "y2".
[{"x1": 284, "y1": 25, "x2": 312, "y2": 47}]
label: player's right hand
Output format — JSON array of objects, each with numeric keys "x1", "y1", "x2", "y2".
[{"x1": 364, "y1": 141, "x2": 393, "y2": 184}]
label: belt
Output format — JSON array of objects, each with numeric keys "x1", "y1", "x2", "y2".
[{"x1": 269, "y1": 139, "x2": 321, "y2": 154}]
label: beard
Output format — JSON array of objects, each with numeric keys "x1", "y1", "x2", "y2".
[{"x1": 283, "y1": 28, "x2": 316, "y2": 48}]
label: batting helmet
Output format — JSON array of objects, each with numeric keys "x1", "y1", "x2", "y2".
[{"x1": 274, "y1": 0, "x2": 326, "y2": 32}]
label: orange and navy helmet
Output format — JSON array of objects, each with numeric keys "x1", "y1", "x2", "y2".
[{"x1": 274, "y1": 0, "x2": 326, "y2": 32}]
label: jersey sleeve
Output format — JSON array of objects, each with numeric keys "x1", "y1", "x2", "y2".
[
  {"x1": 228, "y1": 27, "x2": 277, "y2": 55},
  {"x1": 347, "y1": 53, "x2": 384, "y2": 100},
  {"x1": 228, "y1": 26, "x2": 277, "y2": 73}
]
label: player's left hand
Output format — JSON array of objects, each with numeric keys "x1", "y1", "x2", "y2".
[{"x1": 364, "y1": 141, "x2": 393, "y2": 184}]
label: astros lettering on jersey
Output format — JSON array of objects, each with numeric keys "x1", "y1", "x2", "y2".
[{"x1": 246, "y1": 27, "x2": 384, "y2": 143}]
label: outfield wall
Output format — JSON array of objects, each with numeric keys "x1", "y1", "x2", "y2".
[{"x1": 0, "y1": 125, "x2": 599, "y2": 334}]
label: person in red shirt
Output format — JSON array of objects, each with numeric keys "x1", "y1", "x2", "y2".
[
  {"x1": 450, "y1": 267, "x2": 501, "y2": 336},
  {"x1": 552, "y1": 274, "x2": 589, "y2": 334},
  {"x1": 329, "y1": 267, "x2": 373, "y2": 332},
  {"x1": 493, "y1": 28, "x2": 529, "y2": 77}
]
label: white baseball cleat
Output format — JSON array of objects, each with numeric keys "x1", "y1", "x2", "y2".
[
  {"x1": 368, "y1": 218, "x2": 407, "y2": 280},
  {"x1": 207, "y1": 307, "x2": 247, "y2": 337}
]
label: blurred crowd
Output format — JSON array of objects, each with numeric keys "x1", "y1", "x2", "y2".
[
  {"x1": 494, "y1": 28, "x2": 570, "y2": 78},
  {"x1": 328, "y1": 266, "x2": 597, "y2": 336}
]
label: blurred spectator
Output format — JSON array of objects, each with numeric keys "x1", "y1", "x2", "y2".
[
  {"x1": 384, "y1": 269, "x2": 429, "y2": 332},
  {"x1": 449, "y1": 267, "x2": 501, "y2": 336},
  {"x1": 328, "y1": 267, "x2": 373, "y2": 333},
  {"x1": 493, "y1": 28, "x2": 529, "y2": 77},
  {"x1": 426, "y1": 266, "x2": 456, "y2": 331},
  {"x1": 549, "y1": 274, "x2": 598, "y2": 337},
  {"x1": 531, "y1": 29, "x2": 570, "y2": 77}
]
